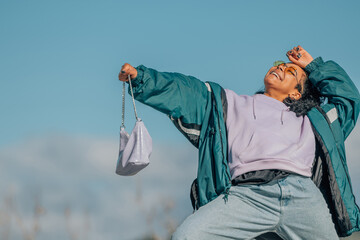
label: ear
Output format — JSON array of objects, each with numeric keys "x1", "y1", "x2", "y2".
[{"x1": 290, "y1": 91, "x2": 302, "y2": 100}]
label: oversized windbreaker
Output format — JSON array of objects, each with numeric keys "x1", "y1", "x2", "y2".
[{"x1": 128, "y1": 57, "x2": 360, "y2": 237}]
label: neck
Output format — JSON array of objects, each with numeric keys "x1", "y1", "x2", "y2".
[{"x1": 264, "y1": 91, "x2": 286, "y2": 102}]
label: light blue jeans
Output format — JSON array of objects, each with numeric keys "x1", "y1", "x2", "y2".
[{"x1": 172, "y1": 175, "x2": 338, "y2": 240}]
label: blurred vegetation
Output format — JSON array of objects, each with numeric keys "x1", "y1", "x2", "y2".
[{"x1": 1, "y1": 186, "x2": 360, "y2": 240}]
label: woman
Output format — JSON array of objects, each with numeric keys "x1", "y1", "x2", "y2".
[{"x1": 119, "y1": 46, "x2": 360, "y2": 239}]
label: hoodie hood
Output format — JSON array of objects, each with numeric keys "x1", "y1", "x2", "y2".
[{"x1": 253, "y1": 94, "x2": 290, "y2": 124}]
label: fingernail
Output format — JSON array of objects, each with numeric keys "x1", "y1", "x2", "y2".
[
  {"x1": 121, "y1": 70, "x2": 125, "y2": 73},
  {"x1": 289, "y1": 50, "x2": 293, "y2": 54},
  {"x1": 296, "y1": 47, "x2": 299, "y2": 51}
]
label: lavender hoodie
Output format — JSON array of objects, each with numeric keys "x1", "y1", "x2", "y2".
[{"x1": 225, "y1": 90, "x2": 316, "y2": 179}]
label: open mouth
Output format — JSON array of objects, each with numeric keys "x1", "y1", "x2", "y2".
[{"x1": 270, "y1": 71, "x2": 281, "y2": 80}]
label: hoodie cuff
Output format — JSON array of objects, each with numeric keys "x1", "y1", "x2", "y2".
[
  {"x1": 304, "y1": 57, "x2": 324, "y2": 74},
  {"x1": 128, "y1": 65, "x2": 145, "y2": 87}
]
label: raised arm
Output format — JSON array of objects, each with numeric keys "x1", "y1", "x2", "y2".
[
  {"x1": 119, "y1": 63, "x2": 210, "y2": 147},
  {"x1": 287, "y1": 46, "x2": 360, "y2": 139}
]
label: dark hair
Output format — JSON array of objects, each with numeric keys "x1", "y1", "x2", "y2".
[
  {"x1": 283, "y1": 79, "x2": 322, "y2": 117},
  {"x1": 256, "y1": 75, "x2": 322, "y2": 117}
]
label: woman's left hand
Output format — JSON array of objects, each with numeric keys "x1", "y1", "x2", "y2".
[{"x1": 286, "y1": 45, "x2": 314, "y2": 68}]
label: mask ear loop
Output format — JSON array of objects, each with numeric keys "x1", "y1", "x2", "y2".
[
  {"x1": 121, "y1": 81, "x2": 126, "y2": 130},
  {"x1": 127, "y1": 75, "x2": 139, "y2": 121}
]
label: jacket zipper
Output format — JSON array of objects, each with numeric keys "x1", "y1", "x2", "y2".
[
  {"x1": 316, "y1": 106, "x2": 360, "y2": 219},
  {"x1": 211, "y1": 92, "x2": 232, "y2": 185}
]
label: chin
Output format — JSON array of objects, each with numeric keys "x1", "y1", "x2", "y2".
[{"x1": 264, "y1": 75, "x2": 278, "y2": 85}]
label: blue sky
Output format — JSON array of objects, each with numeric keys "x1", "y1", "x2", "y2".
[
  {"x1": 2, "y1": 0, "x2": 360, "y2": 146},
  {"x1": 1, "y1": 1, "x2": 360, "y2": 239}
]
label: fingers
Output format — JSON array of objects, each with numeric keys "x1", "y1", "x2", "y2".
[
  {"x1": 287, "y1": 53, "x2": 299, "y2": 65},
  {"x1": 118, "y1": 71, "x2": 129, "y2": 82},
  {"x1": 293, "y1": 45, "x2": 304, "y2": 58},
  {"x1": 296, "y1": 45, "x2": 304, "y2": 52},
  {"x1": 286, "y1": 45, "x2": 305, "y2": 64},
  {"x1": 118, "y1": 64, "x2": 128, "y2": 82},
  {"x1": 286, "y1": 45, "x2": 313, "y2": 68},
  {"x1": 286, "y1": 50, "x2": 299, "y2": 64},
  {"x1": 287, "y1": 46, "x2": 301, "y2": 61},
  {"x1": 118, "y1": 63, "x2": 136, "y2": 82}
]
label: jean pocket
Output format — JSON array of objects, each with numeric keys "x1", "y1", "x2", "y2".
[
  {"x1": 297, "y1": 179, "x2": 306, "y2": 192},
  {"x1": 296, "y1": 177, "x2": 316, "y2": 192}
]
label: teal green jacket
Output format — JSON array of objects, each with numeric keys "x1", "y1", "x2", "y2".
[{"x1": 129, "y1": 57, "x2": 360, "y2": 237}]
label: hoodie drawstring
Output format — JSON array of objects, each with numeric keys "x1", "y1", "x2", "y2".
[
  {"x1": 254, "y1": 95, "x2": 289, "y2": 125},
  {"x1": 281, "y1": 107, "x2": 290, "y2": 125},
  {"x1": 253, "y1": 97, "x2": 256, "y2": 120}
]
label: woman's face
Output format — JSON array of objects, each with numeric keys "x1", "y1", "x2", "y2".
[{"x1": 264, "y1": 63, "x2": 306, "y2": 100}]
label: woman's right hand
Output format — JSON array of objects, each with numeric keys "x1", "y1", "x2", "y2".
[
  {"x1": 119, "y1": 63, "x2": 138, "y2": 82},
  {"x1": 286, "y1": 45, "x2": 314, "y2": 69}
]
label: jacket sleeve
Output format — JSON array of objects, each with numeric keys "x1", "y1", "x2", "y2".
[
  {"x1": 305, "y1": 57, "x2": 360, "y2": 139},
  {"x1": 127, "y1": 65, "x2": 209, "y2": 146}
]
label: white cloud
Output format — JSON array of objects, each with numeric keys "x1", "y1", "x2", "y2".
[
  {"x1": 0, "y1": 133, "x2": 197, "y2": 240},
  {"x1": 1, "y1": 127, "x2": 360, "y2": 240},
  {"x1": 345, "y1": 124, "x2": 360, "y2": 200}
]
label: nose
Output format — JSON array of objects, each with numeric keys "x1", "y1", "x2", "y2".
[{"x1": 277, "y1": 64, "x2": 285, "y2": 71}]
